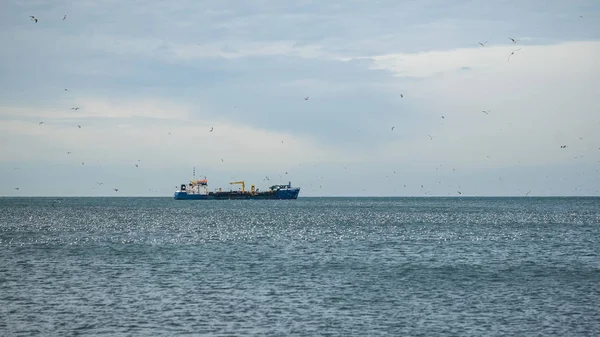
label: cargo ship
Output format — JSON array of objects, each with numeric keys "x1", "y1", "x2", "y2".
[{"x1": 173, "y1": 175, "x2": 300, "y2": 200}]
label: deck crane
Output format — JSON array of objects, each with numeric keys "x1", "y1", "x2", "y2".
[{"x1": 229, "y1": 181, "x2": 245, "y2": 192}]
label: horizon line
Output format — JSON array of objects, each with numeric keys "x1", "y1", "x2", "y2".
[{"x1": 1, "y1": 195, "x2": 599, "y2": 198}]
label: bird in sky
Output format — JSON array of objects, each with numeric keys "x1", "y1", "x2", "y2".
[
  {"x1": 508, "y1": 48, "x2": 521, "y2": 62},
  {"x1": 30, "y1": 16, "x2": 38, "y2": 23},
  {"x1": 478, "y1": 41, "x2": 487, "y2": 47}
]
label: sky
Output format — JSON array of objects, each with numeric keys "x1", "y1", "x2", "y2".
[{"x1": 1, "y1": 0, "x2": 599, "y2": 197}]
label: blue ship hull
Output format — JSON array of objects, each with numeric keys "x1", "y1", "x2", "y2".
[{"x1": 174, "y1": 188, "x2": 300, "y2": 200}]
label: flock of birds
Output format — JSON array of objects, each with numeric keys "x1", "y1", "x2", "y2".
[
  {"x1": 26, "y1": 11, "x2": 307, "y2": 194},
  {"x1": 384, "y1": 38, "x2": 525, "y2": 136},
  {"x1": 19, "y1": 15, "x2": 147, "y2": 193},
  {"x1": 477, "y1": 38, "x2": 522, "y2": 62},
  {"x1": 12, "y1": 12, "x2": 596, "y2": 196}
]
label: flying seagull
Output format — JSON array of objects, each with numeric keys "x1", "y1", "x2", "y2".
[
  {"x1": 38, "y1": 121, "x2": 44, "y2": 125},
  {"x1": 63, "y1": 15, "x2": 67, "y2": 21},
  {"x1": 478, "y1": 41, "x2": 487, "y2": 47},
  {"x1": 400, "y1": 94, "x2": 404, "y2": 98},
  {"x1": 29, "y1": 16, "x2": 38, "y2": 23},
  {"x1": 77, "y1": 125, "x2": 81, "y2": 129},
  {"x1": 391, "y1": 126, "x2": 395, "y2": 131},
  {"x1": 71, "y1": 107, "x2": 80, "y2": 110},
  {"x1": 508, "y1": 48, "x2": 521, "y2": 62},
  {"x1": 304, "y1": 96, "x2": 309, "y2": 101},
  {"x1": 509, "y1": 38, "x2": 518, "y2": 43},
  {"x1": 209, "y1": 127, "x2": 213, "y2": 132},
  {"x1": 482, "y1": 110, "x2": 491, "y2": 114}
]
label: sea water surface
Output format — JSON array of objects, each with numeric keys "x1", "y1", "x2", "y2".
[{"x1": 1, "y1": 197, "x2": 599, "y2": 336}]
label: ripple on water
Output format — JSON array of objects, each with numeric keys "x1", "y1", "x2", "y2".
[{"x1": 0, "y1": 197, "x2": 599, "y2": 336}]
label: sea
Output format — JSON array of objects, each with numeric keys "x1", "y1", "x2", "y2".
[{"x1": 1, "y1": 197, "x2": 599, "y2": 336}]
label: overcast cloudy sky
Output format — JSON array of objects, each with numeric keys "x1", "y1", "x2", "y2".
[{"x1": 1, "y1": 0, "x2": 599, "y2": 197}]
